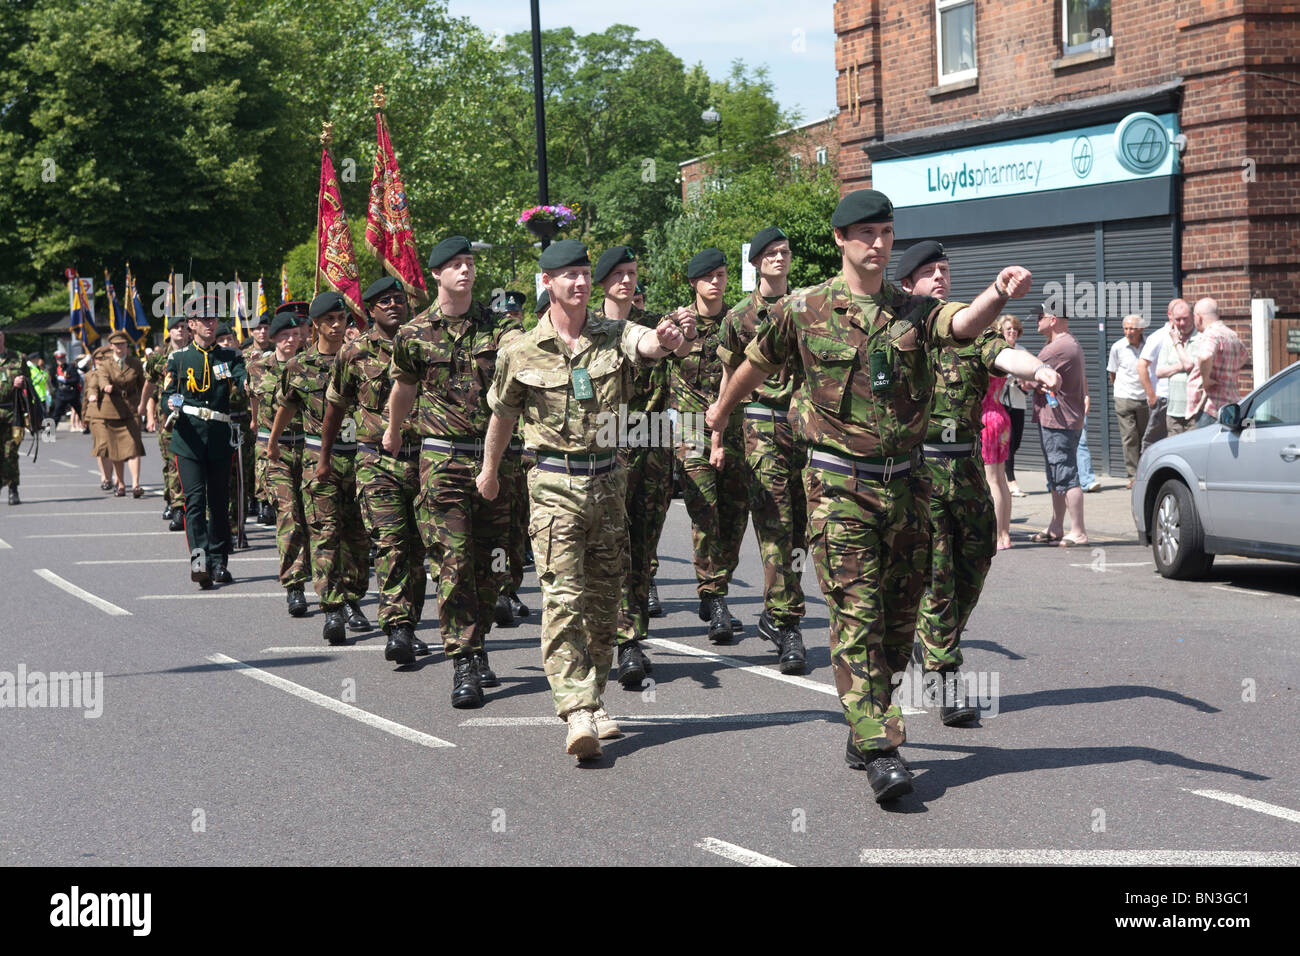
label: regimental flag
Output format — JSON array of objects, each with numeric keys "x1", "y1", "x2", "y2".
[
  {"x1": 365, "y1": 94, "x2": 428, "y2": 303},
  {"x1": 104, "y1": 270, "x2": 123, "y2": 333},
  {"x1": 256, "y1": 277, "x2": 268, "y2": 321},
  {"x1": 164, "y1": 268, "x2": 176, "y2": 335},
  {"x1": 65, "y1": 268, "x2": 100, "y2": 352},
  {"x1": 316, "y1": 129, "x2": 365, "y2": 327},
  {"x1": 280, "y1": 265, "x2": 290, "y2": 305},
  {"x1": 122, "y1": 263, "x2": 147, "y2": 346},
  {"x1": 232, "y1": 272, "x2": 248, "y2": 342}
]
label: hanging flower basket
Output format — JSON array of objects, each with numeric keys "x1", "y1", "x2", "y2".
[{"x1": 518, "y1": 204, "x2": 578, "y2": 240}]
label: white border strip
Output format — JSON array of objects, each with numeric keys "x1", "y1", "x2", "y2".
[
  {"x1": 1187, "y1": 789, "x2": 1300, "y2": 824},
  {"x1": 857, "y1": 848, "x2": 1300, "y2": 865},
  {"x1": 28, "y1": 531, "x2": 173, "y2": 538},
  {"x1": 205, "y1": 653, "x2": 454, "y2": 749},
  {"x1": 49, "y1": 459, "x2": 78, "y2": 469},
  {"x1": 140, "y1": 592, "x2": 286, "y2": 600},
  {"x1": 696, "y1": 837, "x2": 793, "y2": 867},
  {"x1": 33, "y1": 568, "x2": 131, "y2": 616}
]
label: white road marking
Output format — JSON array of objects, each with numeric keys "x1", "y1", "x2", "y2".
[
  {"x1": 28, "y1": 531, "x2": 173, "y2": 538},
  {"x1": 139, "y1": 592, "x2": 286, "y2": 600},
  {"x1": 1068, "y1": 561, "x2": 1151, "y2": 569},
  {"x1": 205, "y1": 653, "x2": 454, "y2": 749},
  {"x1": 49, "y1": 459, "x2": 78, "y2": 469},
  {"x1": 0, "y1": 536, "x2": 10, "y2": 550},
  {"x1": 696, "y1": 837, "x2": 793, "y2": 867},
  {"x1": 79, "y1": 556, "x2": 280, "y2": 565},
  {"x1": 7, "y1": 510, "x2": 162, "y2": 518},
  {"x1": 1187, "y1": 789, "x2": 1300, "y2": 824},
  {"x1": 259, "y1": 645, "x2": 384, "y2": 653},
  {"x1": 461, "y1": 711, "x2": 832, "y2": 728},
  {"x1": 1211, "y1": 584, "x2": 1299, "y2": 601},
  {"x1": 857, "y1": 849, "x2": 1300, "y2": 866},
  {"x1": 33, "y1": 568, "x2": 131, "y2": 616},
  {"x1": 644, "y1": 638, "x2": 926, "y2": 715}
]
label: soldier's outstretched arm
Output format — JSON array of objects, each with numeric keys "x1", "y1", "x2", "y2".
[
  {"x1": 993, "y1": 347, "x2": 1060, "y2": 390},
  {"x1": 951, "y1": 266, "x2": 1032, "y2": 340},
  {"x1": 315, "y1": 402, "x2": 344, "y2": 481},
  {"x1": 707, "y1": 359, "x2": 767, "y2": 431},
  {"x1": 383, "y1": 380, "x2": 417, "y2": 454},
  {"x1": 476, "y1": 412, "x2": 516, "y2": 501}
]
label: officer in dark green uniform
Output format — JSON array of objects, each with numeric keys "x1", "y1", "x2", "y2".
[{"x1": 162, "y1": 297, "x2": 248, "y2": 588}]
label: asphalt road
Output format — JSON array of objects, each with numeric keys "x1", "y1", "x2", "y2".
[{"x1": 2, "y1": 430, "x2": 1297, "y2": 868}]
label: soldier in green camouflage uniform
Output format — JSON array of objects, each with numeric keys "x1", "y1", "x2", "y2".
[
  {"x1": 0, "y1": 332, "x2": 28, "y2": 502},
  {"x1": 669, "y1": 248, "x2": 748, "y2": 644},
  {"x1": 590, "y1": 246, "x2": 672, "y2": 688},
  {"x1": 895, "y1": 241, "x2": 1059, "y2": 724},
  {"x1": 250, "y1": 308, "x2": 311, "y2": 617},
  {"x1": 385, "y1": 236, "x2": 523, "y2": 710},
  {"x1": 479, "y1": 239, "x2": 685, "y2": 760},
  {"x1": 269, "y1": 293, "x2": 371, "y2": 644},
  {"x1": 241, "y1": 313, "x2": 274, "y2": 523},
  {"x1": 141, "y1": 324, "x2": 192, "y2": 526},
  {"x1": 320, "y1": 277, "x2": 430, "y2": 666},
  {"x1": 710, "y1": 190, "x2": 1031, "y2": 803},
  {"x1": 717, "y1": 227, "x2": 807, "y2": 674},
  {"x1": 492, "y1": 290, "x2": 531, "y2": 628}
]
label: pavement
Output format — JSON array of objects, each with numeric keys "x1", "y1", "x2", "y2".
[{"x1": 1, "y1": 429, "x2": 1297, "y2": 868}]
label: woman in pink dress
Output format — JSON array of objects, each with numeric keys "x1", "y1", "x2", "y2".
[{"x1": 982, "y1": 376, "x2": 1013, "y2": 549}]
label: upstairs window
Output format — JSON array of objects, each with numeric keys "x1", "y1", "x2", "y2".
[
  {"x1": 936, "y1": 0, "x2": 977, "y2": 83},
  {"x1": 1063, "y1": 0, "x2": 1112, "y2": 55},
  {"x1": 815, "y1": 146, "x2": 828, "y2": 165}
]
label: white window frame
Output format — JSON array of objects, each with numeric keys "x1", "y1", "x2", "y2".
[
  {"x1": 936, "y1": 0, "x2": 977, "y2": 84},
  {"x1": 1062, "y1": 0, "x2": 1113, "y2": 56},
  {"x1": 815, "y1": 146, "x2": 828, "y2": 165}
]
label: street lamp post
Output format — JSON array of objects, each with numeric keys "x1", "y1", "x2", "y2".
[
  {"x1": 701, "y1": 107, "x2": 722, "y2": 154},
  {"x1": 530, "y1": 0, "x2": 550, "y2": 248}
]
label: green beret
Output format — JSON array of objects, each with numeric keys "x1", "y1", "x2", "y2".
[
  {"x1": 363, "y1": 276, "x2": 405, "y2": 301},
  {"x1": 496, "y1": 290, "x2": 526, "y2": 314},
  {"x1": 308, "y1": 291, "x2": 346, "y2": 319},
  {"x1": 243, "y1": 312, "x2": 264, "y2": 330},
  {"x1": 427, "y1": 236, "x2": 473, "y2": 270},
  {"x1": 748, "y1": 227, "x2": 788, "y2": 263},
  {"x1": 538, "y1": 239, "x2": 589, "y2": 271},
  {"x1": 268, "y1": 313, "x2": 299, "y2": 338},
  {"x1": 276, "y1": 300, "x2": 310, "y2": 318},
  {"x1": 592, "y1": 245, "x2": 636, "y2": 284},
  {"x1": 686, "y1": 248, "x2": 726, "y2": 281},
  {"x1": 536, "y1": 290, "x2": 550, "y2": 314},
  {"x1": 831, "y1": 189, "x2": 894, "y2": 228},
  {"x1": 215, "y1": 323, "x2": 234, "y2": 338},
  {"x1": 894, "y1": 240, "x2": 948, "y2": 283}
]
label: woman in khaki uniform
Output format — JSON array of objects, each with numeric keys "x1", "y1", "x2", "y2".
[
  {"x1": 82, "y1": 347, "x2": 115, "y2": 490},
  {"x1": 89, "y1": 331, "x2": 147, "y2": 496}
]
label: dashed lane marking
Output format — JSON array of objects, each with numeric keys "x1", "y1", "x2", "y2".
[
  {"x1": 33, "y1": 568, "x2": 131, "y2": 616},
  {"x1": 1186, "y1": 788, "x2": 1300, "y2": 824},
  {"x1": 856, "y1": 849, "x2": 1300, "y2": 865},
  {"x1": 696, "y1": 838, "x2": 793, "y2": 867}
]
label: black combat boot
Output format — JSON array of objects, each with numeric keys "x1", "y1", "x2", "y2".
[
  {"x1": 384, "y1": 624, "x2": 416, "y2": 666},
  {"x1": 210, "y1": 557, "x2": 233, "y2": 585},
  {"x1": 700, "y1": 596, "x2": 733, "y2": 644},
  {"x1": 169, "y1": 511, "x2": 186, "y2": 531},
  {"x1": 322, "y1": 609, "x2": 347, "y2": 645},
  {"x1": 937, "y1": 668, "x2": 978, "y2": 726},
  {"x1": 344, "y1": 599, "x2": 370, "y2": 632},
  {"x1": 845, "y1": 733, "x2": 914, "y2": 803},
  {"x1": 8, "y1": 485, "x2": 19, "y2": 505},
  {"x1": 451, "y1": 655, "x2": 484, "y2": 709},
  {"x1": 507, "y1": 591, "x2": 530, "y2": 618},
  {"x1": 286, "y1": 587, "x2": 308, "y2": 617},
  {"x1": 163, "y1": 504, "x2": 173, "y2": 520},
  {"x1": 646, "y1": 580, "x2": 663, "y2": 617},
  {"x1": 616, "y1": 642, "x2": 650, "y2": 689}
]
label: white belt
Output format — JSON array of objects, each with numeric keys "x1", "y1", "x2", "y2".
[{"x1": 182, "y1": 405, "x2": 231, "y2": 424}]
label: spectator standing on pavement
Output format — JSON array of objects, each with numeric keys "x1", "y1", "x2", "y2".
[
  {"x1": 47, "y1": 349, "x2": 82, "y2": 430},
  {"x1": 1030, "y1": 306, "x2": 1088, "y2": 546},
  {"x1": 998, "y1": 316, "x2": 1030, "y2": 497},
  {"x1": 1186, "y1": 297, "x2": 1250, "y2": 424},
  {"x1": 1075, "y1": 396, "x2": 1100, "y2": 494},
  {"x1": 1157, "y1": 304, "x2": 1201, "y2": 435},
  {"x1": 1108, "y1": 315, "x2": 1149, "y2": 487},
  {"x1": 1138, "y1": 299, "x2": 1189, "y2": 453}
]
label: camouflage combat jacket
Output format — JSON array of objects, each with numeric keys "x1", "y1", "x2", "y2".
[
  {"x1": 250, "y1": 352, "x2": 299, "y2": 434},
  {"x1": 745, "y1": 275, "x2": 966, "y2": 459},
  {"x1": 277, "y1": 344, "x2": 339, "y2": 436},
  {"x1": 717, "y1": 289, "x2": 797, "y2": 409},
  {"x1": 927, "y1": 328, "x2": 1009, "y2": 441},
  {"x1": 327, "y1": 327, "x2": 416, "y2": 446},
  {"x1": 668, "y1": 303, "x2": 730, "y2": 417},
  {"x1": 595, "y1": 302, "x2": 667, "y2": 415},
  {"x1": 487, "y1": 312, "x2": 653, "y2": 454},
  {"x1": 390, "y1": 299, "x2": 523, "y2": 439},
  {"x1": 0, "y1": 349, "x2": 25, "y2": 421}
]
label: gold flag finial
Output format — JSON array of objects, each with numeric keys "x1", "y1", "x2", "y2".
[
  {"x1": 320, "y1": 121, "x2": 334, "y2": 148},
  {"x1": 373, "y1": 84, "x2": 386, "y2": 110}
]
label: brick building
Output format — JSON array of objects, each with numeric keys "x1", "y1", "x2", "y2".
[
  {"x1": 679, "y1": 116, "x2": 839, "y2": 202},
  {"x1": 834, "y1": 0, "x2": 1298, "y2": 474}
]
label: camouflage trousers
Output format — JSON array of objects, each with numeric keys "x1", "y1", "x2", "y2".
[
  {"x1": 416, "y1": 449, "x2": 509, "y2": 658},
  {"x1": 501, "y1": 446, "x2": 528, "y2": 592},
  {"x1": 254, "y1": 451, "x2": 269, "y2": 501},
  {"x1": 742, "y1": 412, "x2": 807, "y2": 627},
  {"x1": 1, "y1": 417, "x2": 20, "y2": 488},
  {"x1": 159, "y1": 426, "x2": 181, "y2": 507},
  {"x1": 260, "y1": 438, "x2": 310, "y2": 589},
  {"x1": 804, "y1": 460, "x2": 932, "y2": 754},
  {"x1": 528, "y1": 465, "x2": 628, "y2": 718},
  {"x1": 616, "y1": 441, "x2": 674, "y2": 645},
  {"x1": 357, "y1": 449, "x2": 426, "y2": 630},
  {"x1": 915, "y1": 456, "x2": 995, "y2": 672},
  {"x1": 677, "y1": 419, "x2": 749, "y2": 599},
  {"x1": 301, "y1": 447, "x2": 369, "y2": 609}
]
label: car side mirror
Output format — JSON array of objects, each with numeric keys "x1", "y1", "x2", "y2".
[{"x1": 1219, "y1": 403, "x2": 1241, "y2": 429}]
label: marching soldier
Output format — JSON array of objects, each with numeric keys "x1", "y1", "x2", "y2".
[
  {"x1": 161, "y1": 297, "x2": 248, "y2": 588},
  {"x1": 249, "y1": 310, "x2": 311, "y2": 617},
  {"x1": 493, "y1": 289, "x2": 531, "y2": 627},
  {"x1": 716, "y1": 227, "x2": 807, "y2": 673},
  {"x1": 269, "y1": 292, "x2": 371, "y2": 642},
  {"x1": 141, "y1": 322, "x2": 193, "y2": 529},
  {"x1": 318, "y1": 277, "x2": 431, "y2": 665},
  {"x1": 241, "y1": 311, "x2": 275, "y2": 524},
  {"x1": 384, "y1": 236, "x2": 522, "y2": 710},
  {"x1": 668, "y1": 248, "x2": 747, "y2": 644},
  {"x1": 896, "y1": 241, "x2": 1060, "y2": 723},
  {"x1": 477, "y1": 239, "x2": 686, "y2": 759},
  {"x1": 0, "y1": 330, "x2": 28, "y2": 504},
  {"x1": 708, "y1": 190, "x2": 1031, "y2": 803},
  {"x1": 591, "y1": 245, "x2": 672, "y2": 688},
  {"x1": 216, "y1": 323, "x2": 255, "y2": 542}
]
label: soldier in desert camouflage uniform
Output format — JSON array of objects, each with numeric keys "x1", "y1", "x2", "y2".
[
  {"x1": 384, "y1": 236, "x2": 522, "y2": 710},
  {"x1": 895, "y1": 240, "x2": 1059, "y2": 724},
  {"x1": 478, "y1": 239, "x2": 686, "y2": 760},
  {"x1": 269, "y1": 293, "x2": 371, "y2": 643},
  {"x1": 709, "y1": 190, "x2": 1031, "y2": 804}
]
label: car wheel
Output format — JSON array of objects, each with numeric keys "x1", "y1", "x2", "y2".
[{"x1": 1151, "y1": 479, "x2": 1214, "y2": 579}]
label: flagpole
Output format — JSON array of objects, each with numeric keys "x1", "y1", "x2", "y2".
[{"x1": 316, "y1": 122, "x2": 331, "y2": 299}]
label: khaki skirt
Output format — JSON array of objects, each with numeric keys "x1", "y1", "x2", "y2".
[
  {"x1": 87, "y1": 419, "x2": 111, "y2": 458},
  {"x1": 103, "y1": 418, "x2": 146, "y2": 461}
]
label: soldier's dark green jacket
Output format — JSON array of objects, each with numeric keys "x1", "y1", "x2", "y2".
[
  {"x1": 162, "y1": 343, "x2": 248, "y2": 462},
  {"x1": 928, "y1": 329, "x2": 1010, "y2": 440}
]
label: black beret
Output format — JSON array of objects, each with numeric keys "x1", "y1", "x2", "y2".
[
  {"x1": 538, "y1": 239, "x2": 590, "y2": 271},
  {"x1": 268, "y1": 313, "x2": 299, "y2": 338},
  {"x1": 831, "y1": 189, "x2": 894, "y2": 228},
  {"x1": 497, "y1": 290, "x2": 526, "y2": 314},
  {"x1": 308, "y1": 291, "x2": 346, "y2": 319},
  {"x1": 215, "y1": 322, "x2": 234, "y2": 338},
  {"x1": 276, "y1": 300, "x2": 310, "y2": 318},
  {"x1": 686, "y1": 247, "x2": 726, "y2": 281},
  {"x1": 748, "y1": 227, "x2": 788, "y2": 262},
  {"x1": 258, "y1": 309, "x2": 275, "y2": 325},
  {"x1": 894, "y1": 240, "x2": 948, "y2": 283},
  {"x1": 428, "y1": 235, "x2": 473, "y2": 270},
  {"x1": 363, "y1": 276, "x2": 405, "y2": 301},
  {"x1": 592, "y1": 245, "x2": 636, "y2": 284},
  {"x1": 536, "y1": 290, "x2": 550, "y2": 314}
]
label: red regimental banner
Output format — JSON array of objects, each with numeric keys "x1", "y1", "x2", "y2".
[
  {"x1": 317, "y1": 146, "x2": 366, "y2": 327},
  {"x1": 364, "y1": 112, "x2": 427, "y2": 302}
]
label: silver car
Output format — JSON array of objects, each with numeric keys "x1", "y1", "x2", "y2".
[{"x1": 1132, "y1": 360, "x2": 1300, "y2": 578}]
